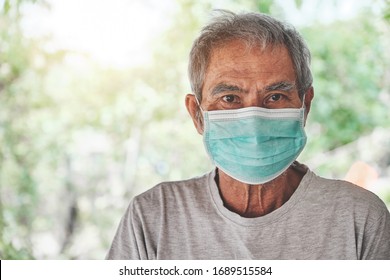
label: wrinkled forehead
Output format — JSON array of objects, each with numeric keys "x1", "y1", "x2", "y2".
[
  {"x1": 209, "y1": 36, "x2": 279, "y2": 56},
  {"x1": 206, "y1": 39, "x2": 293, "y2": 73}
]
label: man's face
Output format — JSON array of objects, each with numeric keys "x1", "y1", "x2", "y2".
[
  {"x1": 186, "y1": 39, "x2": 313, "y2": 134},
  {"x1": 201, "y1": 40, "x2": 302, "y2": 111}
]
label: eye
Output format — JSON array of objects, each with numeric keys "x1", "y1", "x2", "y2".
[
  {"x1": 222, "y1": 94, "x2": 239, "y2": 103},
  {"x1": 264, "y1": 93, "x2": 295, "y2": 108},
  {"x1": 269, "y1": 94, "x2": 282, "y2": 102}
]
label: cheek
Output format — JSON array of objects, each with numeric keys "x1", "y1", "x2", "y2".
[{"x1": 202, "y1": 98, "x2": 222, "y2": 111}]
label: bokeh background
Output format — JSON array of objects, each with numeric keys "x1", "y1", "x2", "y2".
[{"x1": 1, "y1": 0, "x2": 389, "y2": 259}]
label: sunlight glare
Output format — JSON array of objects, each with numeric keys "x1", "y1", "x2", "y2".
[{"x1": 22, "y1": 0, "x2": 175, "y2": 68}]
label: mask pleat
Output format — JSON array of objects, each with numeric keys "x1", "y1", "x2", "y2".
[{"x1": 203, "y1": 107, "x2": 307, "y2": 184}]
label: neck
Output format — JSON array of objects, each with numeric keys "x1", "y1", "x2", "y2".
[{"x1": 217, "y1": 162, "x2": 307, "y2": 218}]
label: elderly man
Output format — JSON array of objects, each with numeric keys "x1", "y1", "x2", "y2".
[{"x1": 107, "y1": 11, "x2": 390, "y2": 259}]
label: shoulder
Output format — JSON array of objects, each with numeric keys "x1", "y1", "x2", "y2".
[
  {"x1": 136, "y1": 171, "x2": 210, "y2": 200},
  {"x1": 131, "y1": 171, "x2": 212, "y2": 213},
  {"x1": 309, "y1": 172, "x2": 383, "y2": 204},
  {"x1": 307, "y1": 171, "x2": 388, "y2": 221}
]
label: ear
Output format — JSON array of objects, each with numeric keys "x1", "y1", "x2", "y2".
[
  {"x1": 303, "y1": 87, "x2": 314, "y2": 124},
  {"x1": 185, "y1": 94, "x2": 204, "y2": 134}
]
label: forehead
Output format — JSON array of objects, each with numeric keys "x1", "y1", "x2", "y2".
[{"x1": 205, "y1": 40, "x2": 295, "y2": 83}]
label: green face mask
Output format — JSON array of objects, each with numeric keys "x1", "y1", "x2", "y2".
[{"x1": 202, "y1": 106, "x2": 307, "y2": 184}]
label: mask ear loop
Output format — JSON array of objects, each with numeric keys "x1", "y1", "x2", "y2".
[
  {"x1": 195, "y1": 95, "x2": 203, "y2": 111},
  {"x1": 300, "y1": 93, "x2": 307, "y2": 127},
  {"x1": 301, "y1": 93, "x2": 306, "y2": 109},
  {"x1": 194, "y1": 95, "x2": 204, "y2": 128}
]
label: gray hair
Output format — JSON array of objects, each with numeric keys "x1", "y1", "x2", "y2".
[{"x1": 188, "y1": 10, "x2": 313, "y2": 102}]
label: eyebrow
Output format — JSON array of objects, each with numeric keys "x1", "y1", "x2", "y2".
[
  {"x1": 264, "y1": 81, "x2": 296, "y2": 93},
  {"x1": 210, "y1": 83, "x2": 246, "y2": 96},
  {"x1": 210, "y1": 81, "x2": 295, "y2": 96}
]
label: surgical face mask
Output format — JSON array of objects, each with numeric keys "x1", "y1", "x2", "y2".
[{"x1": 199, "y1": 102, "x2": 307, "y2": 184}]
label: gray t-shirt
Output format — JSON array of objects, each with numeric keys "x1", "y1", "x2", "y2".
[{"x1": 106, "y1": 168, "x2": 390, "y2": 259}]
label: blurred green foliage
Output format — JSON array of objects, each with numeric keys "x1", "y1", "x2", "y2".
[
  {"x1": 1, "y1": 0, "x2": 389, "y2": 259},
  {"x1": 385, "y1": 0, "x2": 390, "y2": 21},
  {"x1": 1, "y1": 0, "x2": 44, "y2": 259},
  {"x1": 303, "y1": 15, "x2": 389, "y2": 152}
]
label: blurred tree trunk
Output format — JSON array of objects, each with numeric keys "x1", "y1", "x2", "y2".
[{"x1": 59, "y1": 155, "x2": 78, "y2": 255}]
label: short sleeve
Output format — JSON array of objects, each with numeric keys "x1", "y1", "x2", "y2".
[
  {"x1": 106, "y1": 200, "x2": 141, "y2": 260},
  {"x1": 361, "y1": 203, "x2": 390, "y2": 260}
]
